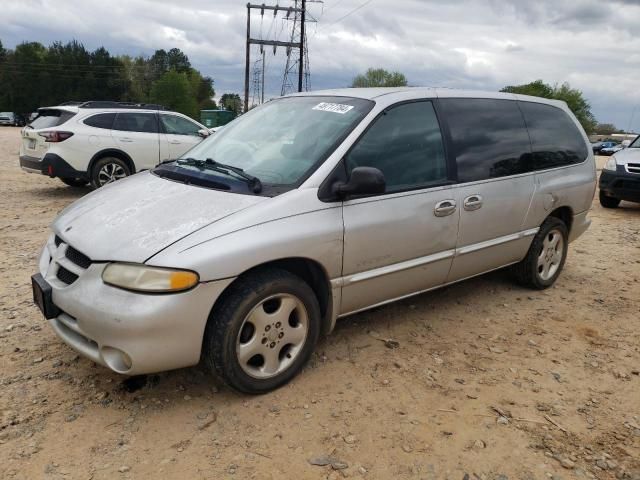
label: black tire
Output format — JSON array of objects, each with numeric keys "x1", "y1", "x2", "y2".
[
  {"x1": 60, "y1": 177, "x2": 88, "y2": 188},
  {"x1": 599, "y1": 191, "x2": 620, "y2": 209},
  {"x1": 512, "y1": 217, "x2": 569, "y2": 290},
  {"x1": 90, "y1": 156, "x2": 131, "y2": 189},
  {"x1": 203, "y1": 269, "x2": 321, "y2": 394}
]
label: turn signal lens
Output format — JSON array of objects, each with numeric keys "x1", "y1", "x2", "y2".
[{"x1": 102, "y1": 263, "x2": 199, "y2": 293}]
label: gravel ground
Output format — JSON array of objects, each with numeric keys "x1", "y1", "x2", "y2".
[{"x1": 0, "y1": 126, "x2": 639, "y2": 480}]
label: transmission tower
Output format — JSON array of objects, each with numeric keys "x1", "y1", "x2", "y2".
[
  {"x1": 244, "y1": 1, "x2": 321, "y2": 111},
  {"x1": 250, "y1": 51, "x2": 264, "y2": 108},
  {"x1": 280, "y1": 0, "x2": 313, "y2": 96}
]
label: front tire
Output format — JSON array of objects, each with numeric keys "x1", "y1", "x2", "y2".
[
  {"x1": 90, "y1": 157, "x2": 131, "y2": 189},
  {"x1": 599, "y1": 191, "x2": 620, "y2": 209},
  {"x1": 512, "y1": 217, "x2": 568, "y2": 290},
  {"x1": 203, "y1": 269, "x2": 321, "y2": 394}
]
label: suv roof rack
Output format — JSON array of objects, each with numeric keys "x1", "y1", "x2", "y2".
[{"x1": 59, "y1": 101, "x2": 168, "y2": 110}]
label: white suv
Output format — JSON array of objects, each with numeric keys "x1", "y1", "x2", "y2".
[{"x1": 19, "y1": 102, "x2": 212, "y2": 188}]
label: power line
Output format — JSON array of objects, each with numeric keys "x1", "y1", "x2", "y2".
[{"x1": 317, "y1": 0, "x2": 374, "y2": 31}]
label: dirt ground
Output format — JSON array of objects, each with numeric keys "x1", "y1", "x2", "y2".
[{"x1": 0, "y1": 125, "x2": 638, "y2": 480}]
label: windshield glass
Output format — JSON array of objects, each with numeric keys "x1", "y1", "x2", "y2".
[
  {"x1": 174, "y1": 96, "x2": 373, "y2": 186},
  {"x1": 629, "y1": 136, "x2": 640, "y2": 148}
]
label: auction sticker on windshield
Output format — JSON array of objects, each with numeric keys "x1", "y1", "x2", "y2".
[{"x1": 312, "y1": 102, "x2": 355, "y2": 114}]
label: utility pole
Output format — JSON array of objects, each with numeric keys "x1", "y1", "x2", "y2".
[
  {"x1": 261, "y1": 49, "x2": 265, "y2": 104},
  {"x1": 298, "y1": 0, "x2": 305, "y2": 93},
  {"x1": 244, "y1": 2, "x2": 305, "y2": 112}
]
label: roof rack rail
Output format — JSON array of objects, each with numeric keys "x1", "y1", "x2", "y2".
[{"x1": 59, "y1": 101, "x2": 168, "y2": 110}]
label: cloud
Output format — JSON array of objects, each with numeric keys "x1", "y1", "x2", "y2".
[{"x1": 1, "y1": 0, "x2": 639, "y2": 129}]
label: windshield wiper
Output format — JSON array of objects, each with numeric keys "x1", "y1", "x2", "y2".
[{"x1": 176, "y1": 157, "x2": 262, "y2": 193}]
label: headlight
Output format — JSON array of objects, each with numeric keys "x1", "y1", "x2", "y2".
[
  {"x1": 603, "y1": 157, "x2": 617, "y2": 171},
  {"x1": 102, "y1": 263, "x2": 199, "y2": 293}
]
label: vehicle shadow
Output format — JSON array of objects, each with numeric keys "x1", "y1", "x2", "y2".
[{"x1": 29, "y1": 185, "x2": 91, "y2": 201}]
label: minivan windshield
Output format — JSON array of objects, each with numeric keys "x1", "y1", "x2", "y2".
[{"x1": 172, "y1": 96, "x2": 373, "y2": 187}]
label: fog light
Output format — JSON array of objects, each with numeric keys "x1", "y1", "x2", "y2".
[{"x1": 101, "y1": 346, "x2": 133, "y2": 373}]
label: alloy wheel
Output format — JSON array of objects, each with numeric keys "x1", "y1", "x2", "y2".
[
  {"x1": 235, "y1": 294, "x2": 309, "y2": 379},
  {"x1": 537, "y1": 229, "x2": 564, "y2": 281}
]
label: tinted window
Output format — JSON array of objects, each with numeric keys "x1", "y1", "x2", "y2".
[
  {"x1": 160, "y1": 114, "x2": 201, "y2": 136},
  {"x1": 345, "y1": 101, "x2": 447, "y2": 192},
  {"x1": 519, "y1": 102, "x2": 588, "y2": 169},
  {"x1": 113, "y1": 113, "x2": 158, "y2": 133},
  {"x1": 30, "y1": 109, "x2": 76, "y2": 129},
  {"x1": 439, "y1": 98, "x2": 531, "y2": 182},
  {"x1": 83, "y1": 113, "x2": 116, "y2": 129}
]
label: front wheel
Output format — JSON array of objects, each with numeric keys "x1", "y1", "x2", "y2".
[
  {"x1": 203, "y1": 269, "x2": 321, "y2": 394},
  {"x1": 91, "y1": 157, "x2": 131, "y2": 189},
  {"x1": 512, "y1": 217, "x2": 568, "y2": 290},
  {"x1": 599, "y1": 191, "x2": 620, "y2": 209}
]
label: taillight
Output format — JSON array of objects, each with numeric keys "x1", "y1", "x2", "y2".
[{"x1": 38, "y1": 131, "x2": 74, "y2": 142}]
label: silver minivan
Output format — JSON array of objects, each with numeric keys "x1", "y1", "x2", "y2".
[{"x1": 32, "y1": 88, "x2": 596, "y2": 393}]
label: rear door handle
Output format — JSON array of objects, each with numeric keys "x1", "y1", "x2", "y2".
[
  {"x1": 434, "y1": 199, "x2": 457, "y2": 217},
  {"x1": 169, "y1": 140, "x2": 181, "y2": 144},
  {"x1": 119, "y1": 137, "x2": 134, "y2": 143},
  {"x1": 463, "y1": 194, "x2": 483, "y2": 211}
]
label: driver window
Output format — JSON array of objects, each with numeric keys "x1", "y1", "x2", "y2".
[
  {"x1": 345, "y1": 101, "x2": 447, "y2": 193},
  {"x1": 160, "y1": 115, "x2": 202, "y2": 136}
]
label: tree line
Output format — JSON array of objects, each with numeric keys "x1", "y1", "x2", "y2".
[{"x1": 0, "y1": 39, "x2": 230, "y2": 119}]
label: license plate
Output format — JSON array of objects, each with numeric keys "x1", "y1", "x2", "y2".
[
  {"x1": 28, "y1": 139, "x2": 36, "y2": 149},
  {"x1": 32, "y1": 274, "x2": 60, "y2": 319}
]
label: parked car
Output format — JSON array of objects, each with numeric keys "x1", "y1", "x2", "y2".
[
  {"x1": 31, "y1": 89, "x2": 595, "y2": 393},
  {"x1": 599, "y1": 135, "x2": 640, "y2": 208},
  {"x1": 0, "y1": 111, "x2": 24, "y2": 126},
  {"x1": 600, "y1": 143, "x2": 625, "y2": 156},
  {"x1": 592, "y1": 141, "x2": 617, "y2": 154},
  {"x1": 19, "y1": 101, "x2": 212, "y2": 188}
]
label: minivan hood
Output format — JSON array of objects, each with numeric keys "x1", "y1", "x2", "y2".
[
  {"x1": 52, "y1": 172, "x2": 266, "y2": 262},
  {"x1": 614, "y1": 148, "x2": 640, "y2": 165}
]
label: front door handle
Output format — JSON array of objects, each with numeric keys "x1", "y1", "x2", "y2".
[
  {"x1": 119, "y1": 137, "x2": 134, "y2": 143},
  {"x1": 169, "y1": 140, "x2": 181, "y2": 144},
  {"x1": 434, "y1": 199, "x2": 457, "y2": 217},
  {"x1": 463, "y1": 194, "x2": 483, "y2": 211}
]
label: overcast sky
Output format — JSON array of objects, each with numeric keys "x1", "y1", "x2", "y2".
[{"x1": 2, "y1": 0, "x2": 639, "y2": 130}]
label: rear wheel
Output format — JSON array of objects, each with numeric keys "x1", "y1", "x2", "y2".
[
  {"x1": 512, "y1": 217, "x2": 568, "y2": 290},
  {"x1": 60, "y1": 178, "x2": 88, "y2": 188},
  {"x1": 203, "y1": 269, "x2": 321, "y2": 394},
  {"x1": 91, "y1": 157, "x2": 130, "y2": 189},
  {"x1": 599, "y1": 191, "x2": 620, "y2": 209}
]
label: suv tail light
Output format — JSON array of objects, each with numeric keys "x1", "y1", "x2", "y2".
[{"x1": 38, "y1": 131, "x2": 74, "y2": 142}]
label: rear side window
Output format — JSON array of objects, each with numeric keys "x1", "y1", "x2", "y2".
[
  {"x1": 30, "y1": 110, "x2": 76, "y2": 129},
  {"x1": 345, "y1": 101, "x2": 447, "y2": 192},
  {"x1": 519, "y1": 102, "x2": 588, "y2": 169},
  {"x1": 83, "y1": 113, "x2": 116, "y2": 129},
  {"x1": 113, "y1": 113, "x2": 158, "y2": 133},
  {"x1": 439, "y1": 98, "x2": 531, "y2": 182}
]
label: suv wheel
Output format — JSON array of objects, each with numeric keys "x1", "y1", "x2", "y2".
[
  {"x1": 203, "y1": 269, "x2": 321, "y2": 394},
  {"x1": 599, "y1": 191, "x2": 620, "y2": 209},
  {"x1": 512, "y1": 217, "x2": 568, "y2": 290},
  {"x1": 60, "y1": 178, "x2": 88, "y2": 188},
  {"x1": 91, "y1": 157, "x2": 131, "y2": 188}
]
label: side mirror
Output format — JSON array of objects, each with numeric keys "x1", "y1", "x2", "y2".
[
  {"x1": 198, "y1": 129, "x2": 210, "y2": 138},
  {"x1": 332, "y1": 166, "x2": 386, "y2": 198}
]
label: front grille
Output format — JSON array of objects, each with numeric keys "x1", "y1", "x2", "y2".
[
  {"x1": 66, "y1": 245, "x2": 91, "y2": 269},
  {"x1": 56, "y1": 266, "x2": 79, "y2": 285},
  {"x1": 627, "y1": 163, "x2": 640, "y2": 174},
  {"x1": 48, "y1": 235, "x2": 92, "y2": 286}
]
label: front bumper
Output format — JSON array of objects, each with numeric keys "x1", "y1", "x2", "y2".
[
  {"x1": 37, "y1": 238, "x2": 234, "y2": 375},
  {"x1": 599, "y1": 167, "x2": 640, "y2": 203},
  {"x1": 20, "y1": 153, "x2": 87, "y2": 180}
]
